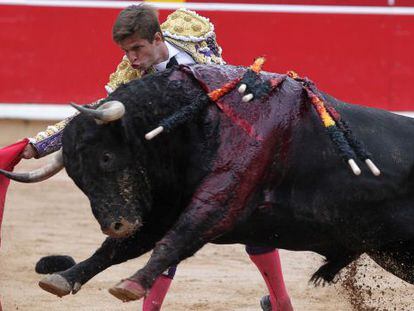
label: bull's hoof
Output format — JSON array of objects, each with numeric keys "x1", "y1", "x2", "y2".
[
  {"x1": 108, "y1": 279, "x2": 146, "y2": 302},
  {"x1": 39, "y1": 274, "x2": 72, "y2": 297}
]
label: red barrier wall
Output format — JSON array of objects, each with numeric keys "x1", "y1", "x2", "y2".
[
  {"x1": 0, "y1": 2, "x2": 413, "y2": 110},
  {"x1": 190, "y1": 0, "x2": 406, "y2": 5}
]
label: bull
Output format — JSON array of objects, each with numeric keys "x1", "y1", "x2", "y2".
[{"x1": 2, "y1": 64, "x2": 414, "y2": 303}]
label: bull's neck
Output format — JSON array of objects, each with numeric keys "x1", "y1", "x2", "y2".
[
  {"x1": 146, "y1": 113, "x2": 211, "y2": 206},
  {"x1": 124, "y1": 72, "x2": 213, "y2": 207}
]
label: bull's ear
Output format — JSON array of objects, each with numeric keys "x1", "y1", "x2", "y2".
[{"x1": 70, "y1": 101, "x2": 125, "y2": 124}]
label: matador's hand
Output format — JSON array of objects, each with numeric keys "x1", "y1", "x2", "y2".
[{"x1": 21, "y1": 144, "x2": 38, "y2": 159}]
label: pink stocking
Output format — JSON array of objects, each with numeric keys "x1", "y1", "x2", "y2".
[
  {"x1": 142, "y1": 266, "x2": 176, "y2": 311},
  {"x1": 248, "y1": 249, "x2": 293, "y2": 311}
]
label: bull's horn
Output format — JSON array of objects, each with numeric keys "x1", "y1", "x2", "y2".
[
  {"x1": 0, "y1": 150, "x2": 64, "y2": 183},
  {"x1": 70, "y1": 101, "x2": 125, "y2": 124}
]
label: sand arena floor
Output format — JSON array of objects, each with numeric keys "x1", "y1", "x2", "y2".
[{"x1": 0, "y1": 121, "x2": 413, "y2": 311}]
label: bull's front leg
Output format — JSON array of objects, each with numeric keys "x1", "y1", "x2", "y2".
[
  {"x1": 110, "y1": 145, "x2": 271, "y2": 301},
  {"x1": 39, "y1": 232, "x2": 156, "y2": 298},
  {"x1": 109, "y1": 197, "x2": 237, "y2": 302}
]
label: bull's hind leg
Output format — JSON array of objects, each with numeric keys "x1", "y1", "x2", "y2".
[
  {"x1": 39, "y1": 234, "x2": 155, "y2": 297},
  {"x1": 368, "y1": 242, "x2": 414, "y2": 285}
]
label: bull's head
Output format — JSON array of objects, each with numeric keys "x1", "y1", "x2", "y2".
[
  {"x1": 67, "y1": 101, "x2": 153, "y2": 238},
  {"x1": 2, "y1": 101, "x2": 152, "y2": 239}
]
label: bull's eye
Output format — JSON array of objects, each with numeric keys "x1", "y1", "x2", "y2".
[
  {"x1": 100, "y1": 152, "x2": 115, "y2": 170},
  {"x1": 102, "y1": 153, "x2": 112, "y2": 163}
]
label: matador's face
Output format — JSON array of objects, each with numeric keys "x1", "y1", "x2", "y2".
[{"x1": 119, "y1": 32, "x2": 166, "y2": 71}]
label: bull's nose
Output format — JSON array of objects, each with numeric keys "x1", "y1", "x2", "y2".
[
  {"x1": 113, "y1": 222, "x2": 123, "y2": 231},
  {"x1": 102, "y1": 218, "x2": 140, "y2": 238}
]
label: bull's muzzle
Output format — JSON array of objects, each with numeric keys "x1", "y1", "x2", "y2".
[{"x1": 102, "y1": 218, "x2": 141, "y2": 238}]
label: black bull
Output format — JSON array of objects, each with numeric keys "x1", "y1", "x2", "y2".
[{"x1": 32, "y1": 65, "x2": 414, "y2": 300}]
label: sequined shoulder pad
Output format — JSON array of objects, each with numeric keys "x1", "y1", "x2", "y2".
[{"x1": 161, "y1": 9, "x2": 225, "y2": 65}]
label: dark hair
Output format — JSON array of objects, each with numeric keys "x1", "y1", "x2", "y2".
[{"x1": 112, "y1": 4, "x2": 163, "y2": 44}]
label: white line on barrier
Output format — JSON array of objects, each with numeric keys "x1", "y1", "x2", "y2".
[
  {"x1": 1, "y1": 1, "x2": 414, "y2": 15},
  {"x1": 0, "y1": 104, "x2": 75, "y2": 121},
  {"x1": 0, "y1": 104, "x2": 412, "y2": 121}
]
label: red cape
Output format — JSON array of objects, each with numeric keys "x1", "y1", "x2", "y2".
[{"x1": 0, "y1": 138, "x2": 29, "y2": 246}]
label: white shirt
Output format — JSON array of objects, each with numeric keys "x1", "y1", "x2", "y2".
[{"x1": 153, "y1": 41, "x2": 195, "y2": 72}]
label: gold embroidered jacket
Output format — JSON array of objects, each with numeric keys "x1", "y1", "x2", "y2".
[{"x1": 31, "y1": 8, "x2": 225, "y2": 158}]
